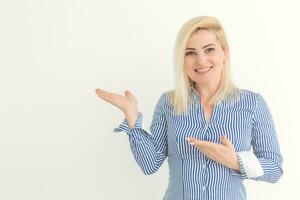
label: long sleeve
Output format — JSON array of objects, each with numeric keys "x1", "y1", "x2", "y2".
[
  {"x1": 232, "y1": 93, "x2": 283, "y2": 182},
  {"x1": 249, "y1": 93, "x2": 283, "y2": 183},
  {"x1": 113, "y1": 93, "x2": 168, "y2": 175}
]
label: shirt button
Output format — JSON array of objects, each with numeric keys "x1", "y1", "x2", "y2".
[
  {"x1": 202, "y1": 164, "x2": 206, "y2": 169},
  {"x1": 202, "y1": 186, "x2": 206, "y2": 191}
]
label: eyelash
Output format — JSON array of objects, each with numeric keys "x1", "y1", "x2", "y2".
[
  {"x1": 185, "y1": 48, "x2": 215, "y2": 56},
  {"x1": 205, "y1": 48, "x2": 215, "y2": 53},
  {"x1": 185, "y1": 52, "x2": 196, "y2": 56}
]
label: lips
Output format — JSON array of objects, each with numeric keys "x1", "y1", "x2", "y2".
[{"x1": 194, "y1": 66, "x2": 213, "y2": 73}]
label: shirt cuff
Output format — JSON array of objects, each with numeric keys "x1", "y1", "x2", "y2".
[
  {"x1": 113, "y1": 112, "x2": 143, "y2": 135},
  {"x1": 231, "y1": 151, "x2": 264, "y2": 179},
  {"x1": 238, "y1": 151, "x2": 264, "y2": 178}
]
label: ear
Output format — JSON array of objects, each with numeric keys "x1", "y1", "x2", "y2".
[
  {"x1": 222, "y1": 45, "x2": 229, "y2": 64},
  {"x1": 222, "y1": 45, "x2": 229, "y2": 63}
]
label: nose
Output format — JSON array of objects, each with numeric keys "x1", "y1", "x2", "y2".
[{"x1": 196, "y1": 53, "x2": 207, "y2": 65}]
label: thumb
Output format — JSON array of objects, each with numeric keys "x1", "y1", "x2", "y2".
[
  {"x1": 221, "y1": 135, "x2": 231, "y2": 147},
  {"x1": 124, "y1": 90, "x2": 133, "y2": 98},
  {"x1": 124, "y1": 90, "x2": 136, "y2": 101}
]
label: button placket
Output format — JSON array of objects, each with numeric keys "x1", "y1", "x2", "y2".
[{"x1": 200, "y1": 160, "x2": 208, "y2": 195}]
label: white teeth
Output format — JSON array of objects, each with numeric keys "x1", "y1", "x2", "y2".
[{"x1": 195, "y1": 66, "x2": 212, "y2": 73}]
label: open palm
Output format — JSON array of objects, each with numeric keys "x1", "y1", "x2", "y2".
[
  {"x1": 95, "y1": 88, "x2": 137, "y2": 112},
  {"x1": 95, "y1": 88, "x2": 139, "y2": 129}
]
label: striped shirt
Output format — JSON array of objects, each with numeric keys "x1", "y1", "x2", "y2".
[{"x1": 113, "y1": 88, "x2": 283, "y2": 200}]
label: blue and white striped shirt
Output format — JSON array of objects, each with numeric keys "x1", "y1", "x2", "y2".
[{"x1": 114, "y1": 88, "x2": 283, "y2": 200}]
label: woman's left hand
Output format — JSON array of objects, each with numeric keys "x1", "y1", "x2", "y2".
[{"x1": 186, "y1": 135, "x2": 240, "y2": 171}]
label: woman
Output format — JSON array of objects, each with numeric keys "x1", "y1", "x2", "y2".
[{"x1": 95, "y1": 16, "x2": 283, "y2": 200}]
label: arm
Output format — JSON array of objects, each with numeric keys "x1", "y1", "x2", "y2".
[
  {"x1": 113, "y1": 93, "x2": 168, "y2": 175},
  {"x1": 250, "y1": 93, "x2": 283, "y2": 182},
  {"x1": 232, "y1": 93, "x2": 283, "y2": 182}
]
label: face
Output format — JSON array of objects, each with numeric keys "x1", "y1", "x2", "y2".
[{"x1": 184, "y1": 30, "x2": 228, "y2": 88}]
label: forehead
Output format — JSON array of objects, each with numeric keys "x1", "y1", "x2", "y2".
[{"x1": 186, "y1": 30, "x2": 219, "y2": 48}]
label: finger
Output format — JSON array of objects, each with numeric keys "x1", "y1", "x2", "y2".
[
  {"x1": 220, "y1": 135, "x2": 232, "y2": 147},
  {"x1": 186, "y1": 137, "x2": 214, "y2": 147},
  {"x1": 95, "y1": 88, "x2": 110, "y2": 100},
  {"x1": 95, "y1": 88, "x2": 108, "y2": 97},
  {"x1": 200, "y1": 149, "x2": 215, "y2": 159},
  {"x1": 197, "y1": 144, "x2": 221, "y2": 154},
  {"x1": 193, "y1": 146, "x2": 219, "y2": 162},
  {"x1": 124, "y1": 90, "x2": 136, "y2": 102},
  {"x1": 186, "y1": 137, "x2": 200, "y2": 145},
  {"x1": 95, "y1": 88, "x2": 123, "y2": 106}
]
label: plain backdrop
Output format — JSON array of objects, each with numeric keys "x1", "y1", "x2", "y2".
[{"x1": 0, "y1": 0, "x2": 299, "y2": 199}]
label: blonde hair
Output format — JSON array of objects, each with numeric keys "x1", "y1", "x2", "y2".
[{"x1": 169, "y1": 16, "x2": 238, "y2": 115}]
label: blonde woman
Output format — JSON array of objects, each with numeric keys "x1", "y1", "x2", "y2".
[{"x1": 95, "y1": 16, "x2": 283, "y2": 200}]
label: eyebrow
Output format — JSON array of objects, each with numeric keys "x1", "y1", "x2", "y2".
[{"x1": 186, "y1": 44, "x2": 216, "y2": 50}]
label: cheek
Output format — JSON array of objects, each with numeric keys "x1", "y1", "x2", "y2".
[
  {"x1": 212, "y1": 55, "x2": 225, "y2": 69},
  {"x1": 184, "y1": 58, "x2": 194, "y2": 70},
  {"x1": 184, "y1": 57, "x2": 193, "y2": 66}
]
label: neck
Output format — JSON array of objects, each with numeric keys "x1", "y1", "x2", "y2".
[{"x1": 194, "y1": 78, "x2": 221, "y2": 104}]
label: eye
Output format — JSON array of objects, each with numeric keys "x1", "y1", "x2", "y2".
[
  {"x1": 205, "y1": 48, "x2": 215, "y2": 54},
  {"x1": 185, "y1": 51, "x2": 196, "y2": 56}
]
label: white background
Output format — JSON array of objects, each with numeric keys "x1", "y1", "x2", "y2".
[{"x1": 0, "y1": 0, "x2": 299, "y2": 199}]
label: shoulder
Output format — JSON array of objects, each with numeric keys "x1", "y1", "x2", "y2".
[
  {"x1": 238, "y1": 89, "x2": 269, "y2": 104},
  {"x1": 157, "y1": 90, "x2": 174, "y2": 106},
  {"x1": 154, "y1": 90, "x2": 175, "y2": 112},
  {"x1": 237, "y1": 88, "x2": 258, "y2": 98},
  {"x1": 236, "y1": 88, "x2": 264, "y2": 103},
  {"x1": 224, "y1": 88, "x2": 265, "y2": 111}
]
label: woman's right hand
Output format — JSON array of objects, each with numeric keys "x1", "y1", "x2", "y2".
[{"x1": 95, "y1": 88, "x2": 139, "y2": 129}]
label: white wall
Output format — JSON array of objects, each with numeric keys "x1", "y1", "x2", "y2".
[{"x1": 0, "y1": 0, "x2": 298, "y2": 199}]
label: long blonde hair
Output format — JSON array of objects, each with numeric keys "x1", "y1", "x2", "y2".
[{"x1": 170, "y1": 16, "x2": 238, "y2": 115}]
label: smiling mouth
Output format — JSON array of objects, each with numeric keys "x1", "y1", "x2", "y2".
[{"x1": 194, "y1": 66, "x2": 213, "y2": 74}]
